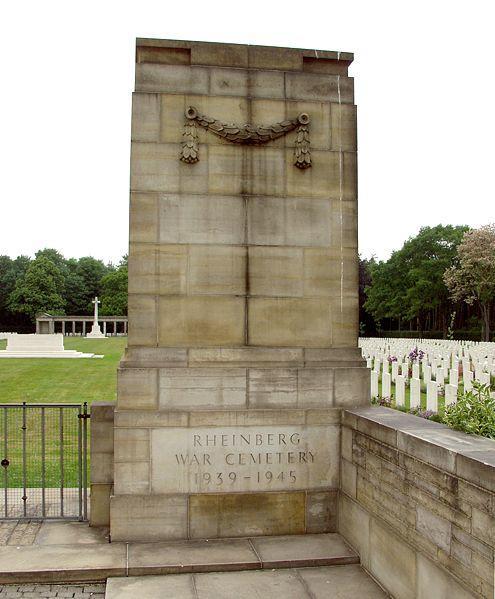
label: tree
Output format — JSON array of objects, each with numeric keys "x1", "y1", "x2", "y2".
[
  {"x1": 444, "y1": 224, "x2": 495, "y2": 341},
  {"x1": 100, "y1": 265, "x2": 128, "y2": 315},
  {"x1": 8, "y1": 256, "x2": 66, "y2": 321},
  {"x1": 364, "y1": 225, "x2": 468, "y2": 335}
]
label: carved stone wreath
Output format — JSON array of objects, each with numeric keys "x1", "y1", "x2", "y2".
[{"x1": 180, "y1": 106, "x2": 311, "y2": 169}]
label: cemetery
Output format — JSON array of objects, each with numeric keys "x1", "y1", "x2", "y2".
[{"x1": 0, "y1": 36, "x2": 494, "y2": 599}]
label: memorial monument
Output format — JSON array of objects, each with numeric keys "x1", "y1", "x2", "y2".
[
  {"x1": 110, "y1": 38, "x2": 368, "y2": 542},
  {"x1": 85, "y1": 297, "x2": 107, "y2": 339}
]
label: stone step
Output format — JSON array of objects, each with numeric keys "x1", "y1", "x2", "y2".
[
  {"x1": 0, "y1": 533, "x2": 358, "y2": 583},
  {"x1": 105, "y1": 564, "x2": 387, "y2": 598}
]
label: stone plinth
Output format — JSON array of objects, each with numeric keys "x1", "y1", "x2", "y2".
[
  {"x1": 110, "y1": 38, "x2": 366, "y2": 542},
  {"x1": 0, "y1": 334, "x2": 100, "y2": 358}
]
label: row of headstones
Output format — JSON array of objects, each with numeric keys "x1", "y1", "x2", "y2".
[
  {"x1": 359, "y1": 337, "x2": 495, "y2": 412},
  {"x1": 0, "y1": 332, "x2": 17, "y2": 340}
]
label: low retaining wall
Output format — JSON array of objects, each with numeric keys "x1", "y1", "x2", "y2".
[{"x1": 339, "y1": 406, "x2": 495, "y2": 599}]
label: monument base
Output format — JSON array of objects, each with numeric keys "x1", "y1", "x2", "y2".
[
  {"x1": 109, "y1": 348, "x2": 369, "y2": 542},
  {"x1": 86, "y1": 324, "x2": 107, "y2": 339}
]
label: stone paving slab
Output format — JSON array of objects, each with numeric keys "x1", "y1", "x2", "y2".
[
  {"x1": 252, "y1": 533, "x2": 357, "y2": 568},
  {"x1": 0, "y1": 583, "x2": 105, "y2": 598},
  {"x1": 128, "y1": 537, "x2": 260, "y2": 576},
  {"x1": 0, "y1": 544, "x2": 126, "y2": 584},
  {"x1": 0, "y1": 527, "x2": 358, "y2": 584},
  {"x1": 105, "y1": 565, "x2": 387, "y2": 598}
]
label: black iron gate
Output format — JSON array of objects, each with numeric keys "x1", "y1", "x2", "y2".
[{"x1": 0, "y1": 403, "x2": 89, "y2": 520}]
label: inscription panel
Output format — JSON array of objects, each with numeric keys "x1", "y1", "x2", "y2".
[{"x1": 151, "y1": 425, "x2": 339, "y2": 493}]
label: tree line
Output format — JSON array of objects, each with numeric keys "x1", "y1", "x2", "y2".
[
  {"x1": 2, "y1": 224, "x2": 495, "y2": 340},
  {"x1": 0, "y1": 249, "x2": 127, "y2": 332},
  {"x1": 362, "y1": 224, "x2": 495, "y2": 341}
]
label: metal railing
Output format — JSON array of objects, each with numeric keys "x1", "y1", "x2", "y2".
[{"x1": 0, "y1": 403, "x2": 89, "y2": 520}]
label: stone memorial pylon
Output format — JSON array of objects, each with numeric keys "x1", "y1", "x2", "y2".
[{"x1": 111, "y1": 39, "x2": 368, "y2": 542}]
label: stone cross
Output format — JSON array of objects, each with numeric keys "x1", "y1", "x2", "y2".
[{"x1": 92, "y1": 297, "x2": 100, "y2": 325}]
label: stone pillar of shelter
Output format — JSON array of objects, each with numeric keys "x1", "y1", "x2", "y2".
[{"x1": 110, "y1": 38, "x2": 368, "y2": 542}]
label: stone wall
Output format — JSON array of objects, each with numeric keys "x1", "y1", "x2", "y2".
[
  {"x1": 89, "y1": 402, "x2": 115, "y2": 527},
  {"x1": 339, "y1": 406, "x2": 495, "y2": 599}
]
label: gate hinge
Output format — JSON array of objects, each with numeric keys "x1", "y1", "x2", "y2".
[{"x1": 78, "y1": 413, "x2": 91, "y2": 419}]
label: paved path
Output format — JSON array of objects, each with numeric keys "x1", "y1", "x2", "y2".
[{"x1": 0, "y1": 583, "x2": 105, "y2": 598}]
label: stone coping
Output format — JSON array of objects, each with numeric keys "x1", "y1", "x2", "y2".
[
  {"x1": 343, "y1": 406, "x2": 495, "y2": 492},
  {"x1": 120, "y1": 346, "x2": 365, "y2": 369},
  {"x1": 135, "y1": 38, "x2": 354, "y2": 64},
  {"x1": 0, "y1": 531, "x2": 357, "y2": 583}
]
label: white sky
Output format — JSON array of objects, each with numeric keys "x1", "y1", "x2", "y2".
[{"x1": 1, "y1": 0, "x2": 494, "y2": 264}]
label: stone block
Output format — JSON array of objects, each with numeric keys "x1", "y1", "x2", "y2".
[
  {"x1": 159, "y1": 194, "x2": 245, "y2": 245},
  {"x1": 285, "y1": 72, "x2": 354, "y2": 103},
  {"x1": 90, "y1": 401, "x2": 116, "y2": 423},
  {"x1": 90, "y1": 483, "x2": 112, "y2": 527},
  {"x1": 191, "y1": 42, "x2": 248, "y2": 68},
  {"x1": 157, "y1": 245, "x2": 188, "y2": 295},
  {"x1": 110, "y1": 494, "x2": 188, "y2": 542},
  {"x1": 122, "y1": 347, "x2": 188, "y2": 367},
  {"x1": 248, "y1": 46, "x2": 301, "y2": 71},
  {"x1": 209, "y1": 68, "x2": 285, "y2": 98},
  {"x1": 117, "y1": 368, "x2": 158, "y2": 410},
  {"x1": 188, "y1": 245, "x2": 246, "y2": 295},
  {"x1": 114, "y1": 462, "x2": 150, "y2": 494},
  {"x1": 189, "y1": 492, "x2": 305, "y2": 538},
  {"x1": 150, "y1": 424, "x2": 339, "y2": 494},
  {"x1": 286, "y1": 149, "x2": 340, "y2": 199},
  {"x1": 305, "y1": 408, "x2": 341, "y2": 425},
  {"x1": 129, "y1": 193, "x2": 158, "y2": 243},
  {"x1": 114, "y1": 428, "x2": 150, "y2": 462},
  {"x1": 128, "y1": 243, "x2": 157, "y2": 295},
  {"x1": 456, "y1": 450, "x2": 495, "y2": 493},
  {"x1": 90, "y1": 452, "x2": 114, "y2": 485},
  {"x1": 159, "y1": 368, "x2": 247, "y2": 409},
  {"x1": 471, "y1": 507, "x2": 495, "y2": 546},
  {"x1": 331, "y1": 103, "x2": 357, "y2": 151},
  {"x1": 416, "y1": 505, "x2": 452, "y2": 552},
  {"x1": 208, "y1": 145, "x2": 286, "y2": 197},
  {"x1": 137, "y1": 45, "x2": 191, "y2": 66},
  {"x1": 331, "y1": 297, "x2": 359, "y2": 347},
  {"x1": 334, "y1": 367, "x2": 370, "y2": 407},
  {"x1": 247, "y1": 197, "x2": 332, "y2": 247},
  {"x1": 114, "y1": 410, "x2": 188, "y2": 428},
  {"x1": 131, "y1": 93, "x2": 160, "y2": 142},
  {"x1": 341, "y1": 426, "x2": 353, "y2": 462},
  {"x1": 248, "y1": 247, "x2": 303, "y2": 298},
  {"x1": 330, "y1": 199, "x2": 358, "y2": 248},
  {"x1": 127, "y1": 294, "x2": 157, "y2": 347},
  {"x1": 305, "y1": 490, "x2": 338, "y2": 533},
  {"x1": 188, "y1": 409, "x2": 306, "y2": 427},
  {"x1": 248, "y1": 298, "x2": 332, "y2": 347},
  {"x1": 131, "y1": 142, "x2": 208, "y2": 194},
  {"x1": 135, "y1": 63, "x2": 209, "y2": 94},
  {"x1": 338, "y1": 494, "x2": 370, "y2": 568},
  {"x1": 303, "y1": 247, "x2": 357, "y2": 298},
  {"x1": 297, "y1": 368, "x2": 334, "y2": 405},
  {"x1": 90, "y1": 420, "x2": 114, "y2": 455},
  {"x1": 417, "y1": 553, "x2": 476, "y2": 599},
  {"x1": 188, "y1": 347, "x2": 304, "y2": 367},
  {"x1": 248, "y1": 368, "x2": 298, "y2": 408},
  {"x1": 369, "y1": 517, "x2": 416, "y2": 599},
  {"x1": 158, "y1": 296, "x2": 245, "y2": 346},
  {"x1": 341, "y1": 458, "x2": 357, "y2": 498}
]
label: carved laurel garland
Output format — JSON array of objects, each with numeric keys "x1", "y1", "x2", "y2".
[{"x1": 180, "y1": 106, "x2": 311, "y2": 169}]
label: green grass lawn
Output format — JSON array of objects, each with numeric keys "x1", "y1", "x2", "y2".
[
  {"x1": 0, "y1": 337, "x2": 125, "y2": 489},
  {"x1": 0, "y1": 337, "x2": 126, "y2": 405}
]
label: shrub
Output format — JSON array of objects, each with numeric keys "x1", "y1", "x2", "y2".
[{"x1": 443, "y1": 382, "x2": 495, "y2": 439}]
